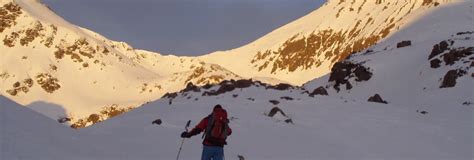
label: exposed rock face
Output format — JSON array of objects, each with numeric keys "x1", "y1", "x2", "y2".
[
  {"x1": 309, "y1": 86, "x2": 329, "y2": 96},
  {"x1": 440, "y1": 69, "x2": 466, "y2": 88},
  {"x1": 329, "y1": 61, "x2": 372, "y2": 92},
  {"x1": 368, "y1": 94, "x2": 388, "y2": 104},
  {"x1": 71, "y1": 105, "x2": 133, "y2": 129},
  {"x1": 397, "y1": 40, "x2": 412, "y2": 48},
  {"x1": 203, "y1": 83, "x2": 236, "y2": 96}
]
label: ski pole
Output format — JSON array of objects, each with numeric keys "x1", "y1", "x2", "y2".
[{"x1": 176, "y1": 120, "x2": 191, "y2": 160}]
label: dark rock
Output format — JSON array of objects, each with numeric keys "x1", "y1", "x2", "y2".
[
  {"x1": 268, "y1": 107, "x2": 287, "y2": 117},
  {"x1": 416, "y1": 110, "x2": 429, "y2": 115},
  {"x1": 329, "y1": 61, "x2": 372, "y2": 92},
  {"x1": 309, "y1": 86, "x2": 328, "y2": 96},
  {"x1": 396, "y1": 40, "x2": 411, "y2": 48},
  {"x1": 280, "y1": 96, "x2": 294, "y2": 100},
  {"x1": 182, "y1": 82, "x2": 200, "y2": 92},
  {"x1": 354, "y1": 65, "x2": 372, "y2": 81},
  {"x1": 268, "y1": 83, "x2": 293, "y2": 90},
  {"x1": 202, "y1": 84, "x2": 213, "y2": 89},
  {"x1": 238, "y1": 155, "x2": 245, "y2": 160},
  {"x1": 232, "y1": 94, "x2": 238, "y2": 98},
  {"x1": 203, "y1": 84, "x2": 236, "y2": 96},
  {"x1": 269, "y1": 100, "x2": 280, "y2": 105},
  {"x1": 247, "y1": 98, "x2": 255, "y2": 101},
  {"x1": 284, "y1": 119, "x2": 294, "y2": 124},
  {"x1": 57, "y1": 117, "x2": 71, "y2": 123},
  {"x1": 430, "y1": 58, "x2": 442, "y2": 68},
  {"x1": 440, "y1": 69, "x2": 466, "y2": 88},
  {"x1": 368, "y1": 94, "x2": 388, "y2": 104},
  {"x1": 152, "y1": 119, "x2": 162, "y2": 125},
  {"x1": 428, "y1": 41, "x2": 450, "y2": 60},
  {"x1": 162, "y1": 92, "x2": 178, "y2": 99},
  {"x1": 442, "y1": 47, "x2": 473, "y2": 65},
  {"x1": 234, "y1": 79, "x2": 253, "y2": 88}
]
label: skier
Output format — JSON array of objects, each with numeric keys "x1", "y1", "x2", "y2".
[{"x1": 180, "y1": 104, "x2": 232, "y2": 160}]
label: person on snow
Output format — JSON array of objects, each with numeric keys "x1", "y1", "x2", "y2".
[{"x1": 180, "y1": 104, "x2": 232, "y2": 160}]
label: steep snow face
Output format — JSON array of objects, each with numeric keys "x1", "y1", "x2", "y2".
[
  {"x1": 0, "y1": 96, "x2": 98, "y2": 160},
  {"x1": 304, "y1": 1, "x2": 474, "y2": 111},
  {"x1": 200, "y1": 0, "x2": 461, "y2": 85},
  {"x1": 0, "y1": 0, "x2": 242, "y2": 127}
]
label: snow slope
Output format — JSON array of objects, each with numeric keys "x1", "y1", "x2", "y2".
[{"x1": 3, "y1": 80, "x2": 470, "y2": 159}]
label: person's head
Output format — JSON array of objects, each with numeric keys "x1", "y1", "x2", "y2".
[{"x1": 213, "y1": 104, "x2": 223, "y2": 111}]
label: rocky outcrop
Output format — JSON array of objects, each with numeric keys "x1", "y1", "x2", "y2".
[{"x1": 329, "y1": 61, "x2": 372, "y2": 92}]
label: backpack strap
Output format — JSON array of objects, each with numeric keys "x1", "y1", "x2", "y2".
[{"x1": 202, "y1": 114, "x2": 214, "y2": 139}]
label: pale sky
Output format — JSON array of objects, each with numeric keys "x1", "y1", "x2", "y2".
[{"x1": 42, "y1": 0, "x2": 326, "y2": 56}]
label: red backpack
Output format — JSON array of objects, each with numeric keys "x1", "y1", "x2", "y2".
[{"x1": 202, "y1": 108, "x2": 229, "y2": 141}]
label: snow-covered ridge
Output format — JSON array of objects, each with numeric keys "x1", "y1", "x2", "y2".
[
  {"x1": 200, "y1": 0, "x2": 462, "y2": 85},
  {"x1": 0, "y1": 0, "x2": 246, "y2": 127}
]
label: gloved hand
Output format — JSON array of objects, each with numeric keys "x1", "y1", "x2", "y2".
[{"x1": 180, "y1": 131, "x2": 191, "y2": 138}]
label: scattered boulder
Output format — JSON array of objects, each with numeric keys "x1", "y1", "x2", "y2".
[
  {"x1": 238, "y1": 155, "x2": 245, "y2": 160},
  {"x1": 247, "y1": 98, "x2": 255, "y2": 101},
  {"x1": 269, "y1": 100, "x2": 280, "y2": 105},
  {"x1": 368, "y1": 94, "x2": 388, "y2": 104},
  {"x1": 396, "y1": 40, "x2": 411, "y2": 48},
  {"x1": 440, "y1": 69, "x2": 466, "y2": 88},
  {"x1": 152, "y1": 119, "x2": 162, "y2": 125},
  {"x1": 284, "y1": 119, "x2": 294, "y2": 124},
  {"x1": 268, "y1": 107, "x2": 287, "y2": 117},
  {"x1": 280, "y1": 96, "x2": 294, "y2": 100},
  {"x1": 430, "y1": 58, "x2": 442, "y2": 68},
  {"x1": 416, "y1": 110, "x2": 428, "y2": 115},
  {"x1": 309, "y1": 86, "x2": 328, "y2": 97}
]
